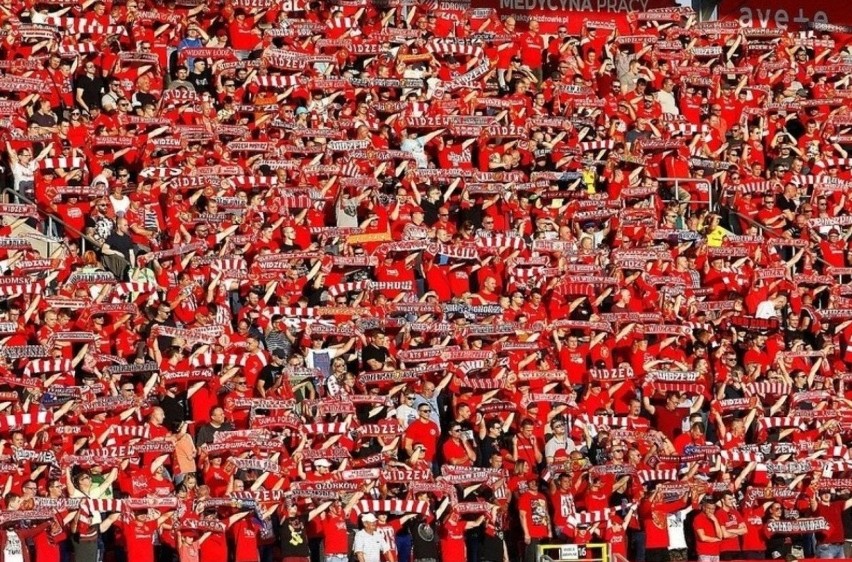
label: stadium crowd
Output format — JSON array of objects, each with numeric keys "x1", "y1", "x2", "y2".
[{"x1": 1, "y1": 1, "x2": 852, "y2": 562}]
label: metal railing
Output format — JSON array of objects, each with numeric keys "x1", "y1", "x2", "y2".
[
  {"x1": 1, "y1": 188, "x2": 127, "y2": 271},
  {"x1": 723, "y1": 204, "x2": 832, "y2": 270},
  {"x1": 656, "y1": 177, "x2": 715, "y2": 212}
]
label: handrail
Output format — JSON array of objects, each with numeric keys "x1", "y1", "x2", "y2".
[
  {"x1": 656, "y1": 177, "x2": 715, "y2": 211},
  {"x1": 1, "y1": 188, "x2": 128, "y2": 270},
  {"x1": 722, "y1": 204, "x2": 832, "y2": 270}
]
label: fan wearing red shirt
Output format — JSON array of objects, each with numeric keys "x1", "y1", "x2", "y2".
[
  {"x1": 640, "y1": 488, "x2": 690, "y2": 558},
  {"x1": 403, "y1": 404, "x2": 440, "y2": 462},
  {"x1": 441, "y1": 423, "x2": 477, "y2": 467},
  {"x1": 32, "y1": 518, "x2": 66, "y2": 562},
  {"x1": 717, "y1": 492, "x2": 747, "y2": 561},
  {"x1": 643, "y1": 391, "x2": 698, "y2": 441},
  {"x1": 117, "y1": 511, "x2": 167, "y2": 562},
  {"x1": 550, "y1": 473, "x2": 577, "y2": 539},
  {"x1": 518, "y1": 483, "x2": 552, "y2": 562},
  {"x1": 231, "y1": 513, "x2": 263, "y2": 562},
  {"x1": 516, "y1": 20, "x2": 545, "y2": 77},
  {"x1": 672, "y1": 421, "x2": 707, "y2": 455},
  {"x1": 317, "y1": 499, "x2": 352, "y2": 559},
  {"x1": 810, "y1": 489, "x2": 852, "y2": 559},
  {"x1": 439, "y1": 510, "x2": 484, "y2": 562},
  {"x1": 694, "y1": 500, "x2": 724, "y2": 562}
]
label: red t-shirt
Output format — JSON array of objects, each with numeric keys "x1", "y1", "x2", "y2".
[
  {"x1": 815, "y1": 500, "x2": 845, "y2": 544},
  {"x1": 321, "y1": 512, "x2": 349, "y2": 555},
  {"x1": 121, "y1": 520, "x2": 158, "y2": 562},
  {"x1": 653, "y1": 406, "x2": 686, "y2": 441},
  {"x1": 693, "y1": 512, "x2": 721, "y2": 557},
  {"x1": 516, "y1": 32, "x2": 545, "y2": 68},
  {"x1": 403, "y1": 419, "x2": 440, "y2": 461},
  {"x1": 439, "y1": 518, "x2": 467, "y2": 561},
  {"x1": 518, "y1": 490, "x2": 550, "y2": 539},
  {"x1": 550, "y1": 489, "x2": 576, "y2": 531},
  {"x1": 232, "y1": 518, "x2": 260, "y2": 562},
  {"x1": 717, "y1": 507, "x2": 744, "y2": 552},
  {"x1": 442, "y1": 438, "x2": 473, "y2": 467},
  {"x1": 200, "y1": 530, "x2": 228, "y2": 562}
]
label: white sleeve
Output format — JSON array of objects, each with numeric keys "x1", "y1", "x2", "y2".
[
  {"x1": 544, "y1": 438, "x2": 557, "y2": 460},
  {"x1": 379, "y1": 535, "x2": 392, "y2": 553},
  {"x1": 353, "y1": 531, "x2": 366, "y2": 554}
]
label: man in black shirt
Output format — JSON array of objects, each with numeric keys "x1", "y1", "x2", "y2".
[
  {"x1": 187, "y1": 58, "x2": 215, "y2": 95},
  {"x1": 361, "y1": 331, "x2": 391, "y2": 371},
  {"x1": 257, "y1": 348, "x2": 287, "y2": 397},
  {"x1": 159, "y1": 384, "x2": 188, "y2": 429},
  {"x1": 30, "y1": 99, "x2": 58, "y2": 130},
  {"x1": 146, "y1": 303, "x2": 177, "y2": 352},
  {"x1": 75, "y1": 60, "x2": 105, "y2": 112},
  {"x1": 101, "y1": 217, "x2": 136, "y2": 279},
  {"x1": 477, "y1": 419, "x2": 503, "y2": 467}
]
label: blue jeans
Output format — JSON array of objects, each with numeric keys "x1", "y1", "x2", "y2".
[
  {"x1": 628, "y1": 529, "x2": 646, "y2": 562},
  {"x1": 817, "y1": 544, "x2": 844, "y2": 559},
  {"x1": 325, "y1": 556, "x2": 348, "y2": 562},
  {"x1": 397, "y1": 533, "x2": 412, "y2": 562}
]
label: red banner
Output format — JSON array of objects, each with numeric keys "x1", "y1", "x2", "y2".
[{"x1": 469, "y1": 0, "x2": 678, "y2": 33}]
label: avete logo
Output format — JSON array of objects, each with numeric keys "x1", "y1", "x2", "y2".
[{"x1": 735, "y1": 6, "x2": 829, "y2": 28}]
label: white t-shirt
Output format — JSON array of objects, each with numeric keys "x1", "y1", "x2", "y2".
[
  {"x1": 396, "y1": 404, "x2": 418, "y2": 428},
  {"x1": 4, "y1": 531, "x2": 25, "y2": 562},
  {"x1": 11, "y1": 161, "x2": 36, "y2": 191},
  {"x1": 110, "y1": 194, "x2": 131, "y2": 216},
  {"x1": 666, "y1": 507, "x2": 692, "y2": 550},
  {"x1": 755, "y1": 300, "x2": 777, "y2": 319},
  {"x1": 656, "y1": 90, "x2": 679, "y2": 115},
  {"x1": 545, "y1": 436, "x2": 576, "y2": 460},
  {"x1": 353, "y1": 529, "x2": 390, "y2": 562}
]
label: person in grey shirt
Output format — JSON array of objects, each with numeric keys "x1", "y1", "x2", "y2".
[
  {"x1": 195, "y1": 406, "x2": 234, "y2": 447},
  {"x1": 167, "y1": 66, "x2": 196, "y2": 92},
  {"x1": 414, "y1": 373, "x2": 452, "y2": 430}
]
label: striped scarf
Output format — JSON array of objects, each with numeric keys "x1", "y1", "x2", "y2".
[
  {"x1": 743, "y1": 382, "x2": 791, "y2": 397},
  {"x1": 579, "y1": 140, "x2": 615, "y2": 153},
  {"x1": 719, "y1": 449, "x2": 763, "y2": 463},
  {"x1": 38, "y1": 157, "x2": 85, "y2": 169},
  {"x1": 427, "y1": 40, "x2": 483, "y2": 60},
  {"x1": 354, "y1": 500, "x2": 430, "y2": 516},
  {"x1": 575, "y1": 414, "x2": 630, "y2": 429},
  {"x1": 302, "y1": 422, "x2": 349, "y2": 435},
  {"x1": 0, "y1": 282, "x2": 45, "y2": 296},
  {"x1": 23, "y1": 358, "x2": 72, "y2": 375},
  {"x1": 58, "y1": 42, "x2": 99, "y2": 55},
  {"x1": 568, "y1": 505, "x2": 634, "y2": 526},
  {"x1": 261, "y1": 307, "x2": 319, "y2": 318},
  {"x1": 736, "y1": 181, "x2": 778, "y2": 194},
  {"x1": 667, "y1": 123, "x2": 708, "y2": 136},
  {"x1": 475, "y1": 234, "x2": 527, "y2": 253},
  {"x1": 254, "y1": 75, "x2": 302, "y2": 89},
  {"x1": 758, "y1": 417, "x2": 806, "y2": 431},
  {"x1": 112, "y1": 281, "x2": 159, "y2": 298},
  {"x1": 44, "y1": 17, "x2": 127, "y2": 36},
  {"x1": 231, "y1": 176, "x2": 278, "y2": 188},
  {"x1": 637, "y1": 469, "x2": 680, "y2": 483},
  {"x1": 0, "y1": 411, "x2": 52, "y2": 432}
]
